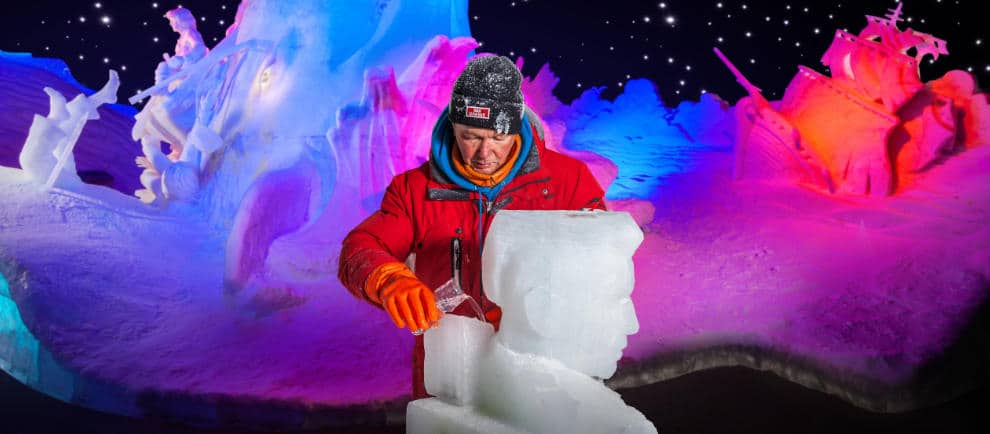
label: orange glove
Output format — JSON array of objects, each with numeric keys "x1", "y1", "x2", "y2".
[{"x1": 365, "y1": 262, "x2": 441, "y2": 333}]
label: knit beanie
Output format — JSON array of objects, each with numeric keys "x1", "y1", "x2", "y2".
[{"x1": 449, "y1": 56, "x2": 525, "y2": 134}]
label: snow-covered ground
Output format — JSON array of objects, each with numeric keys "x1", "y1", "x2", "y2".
[
  {"x1": 0, "y1": 167, "x2": 415, "y2": 426},
  {"x1": 3, "y1": 127, "x2": 988, "y2": 426},
  {"x1": 617, "y1": 138, "x2": 990, "y2": 412}
]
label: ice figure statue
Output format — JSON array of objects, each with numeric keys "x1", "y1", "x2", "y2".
[
  {"x1": 18, "y1": 70, "x2": 120, "y2": 190},
  {"x1": 408, "y1": 210, "x2": 657, "y2": 434},
  {"x1": 155, "y1": 8, "x2": 209, "y2": 84},
  {"x1": 132, "y1": 7, "x2": 211, "y2": 204}
]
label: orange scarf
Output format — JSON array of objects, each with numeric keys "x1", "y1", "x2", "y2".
[{"x1": 451, "y1": 135, "x2": 522, "y2": 187}]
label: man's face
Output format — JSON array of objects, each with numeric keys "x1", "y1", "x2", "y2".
[{"x1": 452, "y1": 123, "x2": 515, "y2": 175}]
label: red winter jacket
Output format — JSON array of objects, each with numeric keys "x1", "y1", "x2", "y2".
[{"x1": 338, "y1": 110, "x2": 606, "y2": 398}]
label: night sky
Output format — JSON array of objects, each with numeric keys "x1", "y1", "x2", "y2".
[{"x1": 1, "y1": 1, "x2": 987, "y2": 107}]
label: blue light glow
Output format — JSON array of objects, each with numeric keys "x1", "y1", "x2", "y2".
[{"x1": 561, "y1": 79, "x2": 727, "y2": 200}]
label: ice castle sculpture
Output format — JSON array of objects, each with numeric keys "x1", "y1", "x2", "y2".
[{"x1": 408, "y1": 211, "x2": 657, "y2": 434}]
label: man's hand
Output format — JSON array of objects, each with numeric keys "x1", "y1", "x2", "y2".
[{"x1": 365, "y1": 262, "x2": 441, "y2": 333}]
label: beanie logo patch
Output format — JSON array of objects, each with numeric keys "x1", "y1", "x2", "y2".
[{"x1": 465, "y1": 106, "x2": 491, "y2": 120}]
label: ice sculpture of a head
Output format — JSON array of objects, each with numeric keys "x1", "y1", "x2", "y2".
[
  {"x1": 165, "y1": 8, "x2": 197, "y2": 33},
  {"x1": 482, "y1": 210, "x2": 644, "y2": 379}
]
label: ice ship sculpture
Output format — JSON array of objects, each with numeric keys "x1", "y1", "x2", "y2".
[
  {"x1": 724, "y1": 2, "x2": 989, "y2": 196},
  {"x1": 408, "y1": 210, "x2": 657, "y2": 434}
]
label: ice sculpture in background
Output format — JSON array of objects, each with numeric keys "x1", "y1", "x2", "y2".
[
  {"x1": 408, "y1": 210, "x2": 656, "y2": 434},
  {"x1": 123, "y1": 1, "x2": 472, "y2": 301},
  {"x1": 326, "y1": 35, "x2": 481, "y2": 214},
  {"x1": 724, "y1": 2, "x2": 989, "y2": 196},
  {"x1": 132, "y1": 7, "x2": 210, "y2": 204},
  {"x1": 327, "y1": 66, "x2": 406, "y2": 211},
  {"x1": 18, "y1": 70, "x2": 120, "y2": 189},
  {"x1": 393, "y1": 35, "x2": 479, "y2": 171}
]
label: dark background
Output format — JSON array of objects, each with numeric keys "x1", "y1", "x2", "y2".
[
  {"x1": 2, "y1": 365, "x2": 988, "y2": 434},
  {"x1": 1, "y1": 0, "x2": 986, "y2": 106}
]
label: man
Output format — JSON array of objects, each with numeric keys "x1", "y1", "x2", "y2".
[{"x1": 338, "y1": 55, "x2": 606, "y2": 399}]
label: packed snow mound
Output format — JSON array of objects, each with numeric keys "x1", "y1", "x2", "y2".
[
  {"x1": 0, "y1": 167, "x2": 413, "y2": 428},
  {"x1": 610, "y1": 138, "x2": 990, "y2": 412},
  {"x1": 2, "y1": 120, "x2": 988, "y2": 428}
]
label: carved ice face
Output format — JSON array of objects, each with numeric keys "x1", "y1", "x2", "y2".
[
  {"x1": 517, "y1": 250, "x2": 639, "y2": 378},
  {"x1": 483, "y1": 211, "x2": 644, "y2": 379}
]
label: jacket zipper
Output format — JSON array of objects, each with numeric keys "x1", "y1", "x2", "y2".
[
  {"x1": 476, "y1": 196, "x2": 488, "y2": 313},
  {"x1": 450, "y1": 237, "x2": 461, "y2": 282}
]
